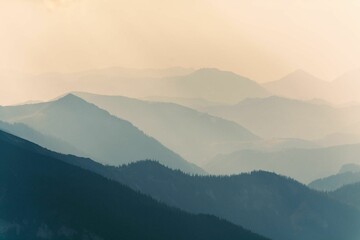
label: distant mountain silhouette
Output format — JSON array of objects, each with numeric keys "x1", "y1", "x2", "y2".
[
  {"x1": 316, "y1": 132, "x2": 360, "y2": 147},
  {"x1": 75, "y1": 92, "x2": 259, "y2": 164},
  {"x1": 205, "y1": 144, "x2": 360, "y2": 183},
  {"x1": 309, "y1": 163, "x2": 360, "y2": 191},
  {"x1": 264, "y1": 70, "x2": 331, "y2": 101},
  {"x1": 204, "y1": 96, "x2": 349, "y2": 139},
  {"x1": 264, "y1": 69, "x2": 360, "y2": 104},
  {"x1": 0, "y1": 94, "x2": 204, "y2": 174},
  {"x1": 163, "y1": 68, "x2": 269, "y2": 103},
  {"x1": 332, "y1": 69, "x2": 360, "y2": 103},
  {"x1": 0, "y1": 130, "x2": 266, "y2": 240},
  {"x1": 143, "y1": 96, "x2": 222, "y2": 110},
  {"x1": 338, "y1": 163, "x2": 360, "y2": 173}
]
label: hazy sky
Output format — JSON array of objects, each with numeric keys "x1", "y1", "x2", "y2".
[{"x1": 2, "y1": 0, "x2": 360, "y2": 82}]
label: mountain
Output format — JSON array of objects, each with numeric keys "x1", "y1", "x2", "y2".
[
  {"x1": 204, "y1": 96, "x2": 344, "y2": 139},
  {"x1": 332, "y1": 69, "x2": 360, "y2": 103},
  {"x1": 162, "y1": 68, "x2": 269, "y2": 103},
  {"x1": 316, "y1": 132, "x2": 360, "y2": 147},
  {"x1": 330, "y1": 182, "x2": 360, "y2": 211},
  {"x1": 0, "y1": 120, "x2": 83, "y2": 157},
  {"x1": 1, "y1": 67, "x2": 195, "y2": 106},
  {"x1": 0, "y1": 94, "x2": 204, "y2": 174},
  {"x1": 0, "y1": 130, "x2": 266, "y2": 240},
  {"x1": 2, "y1": 67, "x2": 268, "y2": 106},
  {"x1": 143, "y1": 96, "x2": 222, "y2": 110},
  {"x1": 75, "y1": 92, "x2": 259, "y2": 164},
  {"x1": 263, "y1": 70, "x2": 332, "y2": 101},
  {"x1": 6, "y1": 132, "x2": 358, "y2": 240},
  {"x1": 263, "y1": 69, "x2": 360, "y2": 104},
  {"x1": 309, "y1": 171, "x2": 360, "y2": 192},
  {"x1": 205, "y1": 144, "x2": 360, "y2": 183},
  {"x1": 57, "y1": 158, "x2": 360, "y2": 240},
  {"x1": 308, "y1": 164, "x2": 360, "y2": 191},
  {"x1": 339, "y1": 163, "x2": 360, "y2": 173}
]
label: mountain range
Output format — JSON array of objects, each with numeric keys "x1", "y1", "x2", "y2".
[
  {"x1": 0, "y1": 94, "x2": 203, "y2": 174},
  {"x1": 75, "y1": 92, "x2": 259, "y2": 164},
  {"x1": 203, "y1": 95, "x2": 360, "y2": 140},
  {"x1": 205, "y1": 144, "x2": 360, "y2": 183},
  {"x1": 0, "y1": 129, "x2": 267, "y2": 240}
]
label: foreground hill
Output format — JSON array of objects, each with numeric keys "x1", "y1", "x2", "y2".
[
  {"x1": 76, "y1": 92, "x2": 259, "y2": 164},
  {"x1": 0, "y1": 130, "x2": 267, "y2": 240},
  {"x1": 0, "y1": 94, "x2": 203, "y2": 174},
  {"x1": 205, "y1": 144, "x2": 360, "y2": 183},
  {"x1": 57, "y1": 159, "x2": 360, "y2": 240},
  {"x1": 19, "y1": 140, "x2": 360, "y2": 240}
]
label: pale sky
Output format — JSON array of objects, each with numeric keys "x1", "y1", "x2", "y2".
[{"x1": 1, "y1": 0, "x2": 360, "y2": 82}]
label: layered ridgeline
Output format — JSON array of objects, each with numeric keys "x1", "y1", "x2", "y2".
[
  {"x1": 203, "y1": 96, "x2": 355, "y2": 140},
  {"x1": 0, "y1": 130, "x2": 267, "y2": 240},
  {"x1": 330, "y1": 182, "x2": 360, "y2": 211},
  {"x1": 263, "y1": 69, "x2": 360, "y2": 104},
  {"x1": 205, "y1": 144, "x2": 360, "y2": 183},
  {"x1": 13, "y1": 141, "x2": 360, "y2": 240},
  {"x1": 113, "y1": 162, "x2": 360, "y2": 240},
  {"x1": 309, "y1": 164, "x2": 360, "y2": 191},
  {"x1": 0, "y1": 120, "x2": 84, "y2": 157},
  {"x1": 160, "y1": 68, "x2": 269, "y2": 103},
  {"x1": 3, "y1": 67, "x2": 268, "y2": 106},
  {"x1": 75, "y1": 92, "x2": 259, "y2": 164},
  {"x1": 0, "y1": 94, "x2": 203, "y2": 174},
  {"x1": 263, "y1": 70, "x2": 332, "y2": 102}
]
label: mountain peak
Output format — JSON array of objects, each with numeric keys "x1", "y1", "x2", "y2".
[
  {"x1": 279, "y1": 69, "x2": 325, "y2": 83},
  {"x1": 191, "y1": 68, "x2": 243, "y2": 79},
  {"x1": 50, "y1": 93, "x2": 92, "y2": 108}
]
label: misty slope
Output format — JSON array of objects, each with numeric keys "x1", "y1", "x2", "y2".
[
  {"x1": 76, "y1": 92, "x2": 259, "y2": 164},
  {"x1": 2, "y1": 67, "x2": 195, "y2": 105},
  {"x1": 0, "y1": 130, "x2": 266, "y2": 240},
  {"x1": 143, "y1": 96, "x2": 222, "y2": 110},
  {"x1": 330, "y1": 182, "x2": 360, "y2": 210},
  {"x1": 162, "y1": 68, "x2": 269, "y2": 103},
  {"x1": 316, "y1": 132, "x2": 360, "y2": 147},
  {"x1": 263, "y1": 69, "x2": 360, "y2": 104},
  {"x1": 63, "y1": 159, "x2": 360, "y2": 240},
  {"x1": 263, "y1": 70, "x2": 331, "y2": 101},
  {"x1": 0, "y1": 94, "x2": 203, "y2": 174},
  {"x1": 205, "y1": 144, "x2": 360, "y2": 183},
  {"x1": 0, "y1": 120, "x2": 83, "y2": 157},
  {"x1": 309, "y1": 164, "x2": 360, "y2": 191},
  {"x1": 332, "y1": 69, "x2": 360, "y2": 103},
  {"x1": 309, "y1": 172, "x2": 360, "y2": 192},
  {"x1": 204, "y1": 96, "x2": 345, "y2": 139}
]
